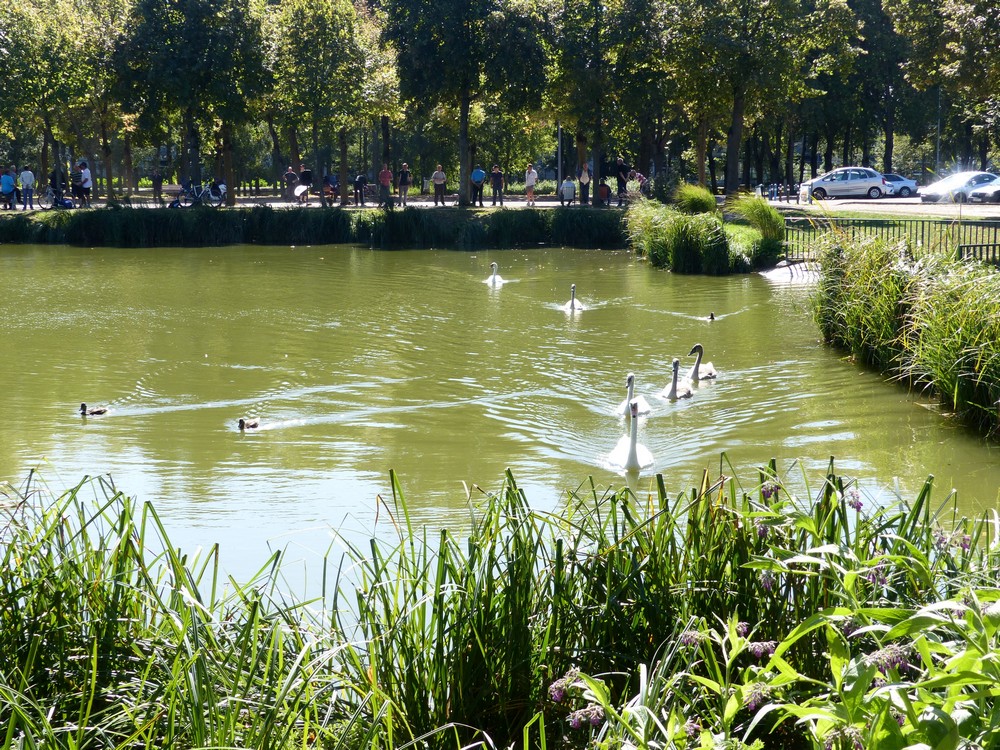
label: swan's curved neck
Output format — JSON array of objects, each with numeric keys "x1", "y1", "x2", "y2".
[
  {"x1": 626, "y1": 410, "x2": 639, "y2": 469},
  {"x1": 626, "y1": 378, "x2": 635, "y2": 403},
  {"x1": 692, "y1": 348, "x2": 703, "y2": 379},
  {"x1": 668, "y1": 367, "x2": 679, "y2": 399}
]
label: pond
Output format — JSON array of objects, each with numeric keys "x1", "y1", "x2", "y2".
[{"x1": 2, "y1": 244, "x2": 998, "y2": 579}]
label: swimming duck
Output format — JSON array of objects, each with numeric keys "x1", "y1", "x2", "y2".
[
  {"x1": 238, "y1": 418, "x2": 259, "y2": 430},
  {"x1": 80, "y1": 403, "x2": 107, "y2": 415}
]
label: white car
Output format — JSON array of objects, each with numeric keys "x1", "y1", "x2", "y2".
[
  {"x1": 918, "y1": 171, "x2": 1000, "y2": 203},
  {"x1": 882, "y1": 173, "x2": 918, "y2": 198},
  {"x1": 968, "y1": 181, "x2": 1000, "y2": 203},
  {"x1": 799, "y1": 167, "x2": 888, "y2": 200}
]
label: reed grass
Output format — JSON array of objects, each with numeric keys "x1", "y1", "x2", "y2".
[
  {"x1": 673, "y1": 184, "x2": 718, "y2": 214},
  {"x1": 813, "y1": 235, "x2": 1000, "y2": 435},
  {"x1": 3, "y1": 459, "x2": 993, "y2": 749}
]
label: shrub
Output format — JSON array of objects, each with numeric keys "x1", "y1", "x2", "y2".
[
  {"x1": 673, "y1": 183, "x2": 718, "y2": 214},
  {"x1": 667, "y1": 213, "x2": 729, "y2": 274},
  {"x1": 729, "y1": 194, "x2": 784, "y2": 242},
  {"x1": 623, "y1": 199, "x2": 680, "y2": 267}
]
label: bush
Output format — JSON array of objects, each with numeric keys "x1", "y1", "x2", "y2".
[
  {"x1": 667, "y1": 213, "x2": 729, "y2": 274},
  {"x1": 673, "y1": 183, "x2": 718, "y2": 214},
  {"x1": 729, "y1": 194, "x2": 784, "y2": 242}
]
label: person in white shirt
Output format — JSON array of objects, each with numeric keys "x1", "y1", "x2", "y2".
[
  {"x1": 559, "y1": 177, "x2": 576, "y2": 206},
  {"x1": 79, "y1": 161, "x2": 93, "y2": 207},
  {"x1": 525, "y1": 164, "x2": 538, "y2": 206},
  {"x1": 19, "y1": 166, "x2": 35, "y2": 210}
]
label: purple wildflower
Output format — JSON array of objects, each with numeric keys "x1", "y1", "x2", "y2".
[
  {"x1": 761, "y1": 481, "x2": 779, "y2": 500},
  {"x1": 736, "y1": 621, "x2": 751, "y2": 637},
  {"x1": 865, "y1": 562, "x2": 887, "y2": 587},
  {"x1": 683, "y1": 719, "x2": 701, "y2": 737},
  {"x1": 760, "y1": 571, "x2": 777, "y2": 592},
  {"x1": 567, "y1": 704, "x2": 604, "y2": 729},
  {"x1": 866, "y1": 643, "x2": 911, "y2": 672},
  {"x1": 755, "y1": 520, "x2": 769, "y2": 539},
  {"x1": 841, "y1": 618, "x2": 859, "y2": 638},
  {"x1": 846, "y1": 488, "x2": 863, "y2": 511},
  {"x1": 961, "y1": 534, "x2": 971, "y2": 552},
  {"x1": 548, "y1": 668, "x2": 579, "y2": 703},
  {"x1": 679, "y1": 629, "x2": 706, "y2": 646},
  {"x1": 744, "y1": 682, "x2": 771, "y2": 712},
  {"x1": 823, "y1": 725, "x2": 864, "y2": 750},
  {"x1": 933, "y1": 529, "x2": 949, "y2": 550},
  {"x1": 747, "y1": 640, "x2": 778, "y2": 659}
]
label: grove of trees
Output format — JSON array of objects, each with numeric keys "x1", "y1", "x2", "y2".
[{"x1": 1, "y1": 0, "x2": 997, "y2": 203}]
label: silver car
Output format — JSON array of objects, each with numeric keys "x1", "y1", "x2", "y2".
[
  {"x1": 882, "y1": 173, "x2": 918, "y2": 198},
  {"x1": 799, "y1": 167, "x2": 888, "y2": 200}
]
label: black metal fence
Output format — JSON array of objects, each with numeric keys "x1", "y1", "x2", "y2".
[{"x1": 784, "y1": 217, "x2": 1000, "y2": 263}]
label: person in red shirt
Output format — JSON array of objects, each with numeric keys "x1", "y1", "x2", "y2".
[{"x1": 378, "y1": 163, "x2": 393, "y2": 208}]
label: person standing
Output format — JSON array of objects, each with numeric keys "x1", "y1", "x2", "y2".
[
  {"x1": 524, "y1": 163, "x2": 538, "y2": 206},
  {"x1": 0, "y1": 168, "x2": 15, "y2": 210},
  {"x1": 282, "y1": 165, "x2": 298, "y2": 202},
  {"x1": 470, "y1": 164, "x2": 486, "y2": 207},
  {"x1": 615, "y1": 156, "x2": 629, "y2": 207},
  {"x1": 378, "y1": 163, "x2": 393, "y2": 207},
  {"x1": 297, "y1": 164, "x2": 312, "y2": 205},
  {"x1": 79, "y1": 162, "x2": 93, "y2": 207},
  {"x1": 151, "y1": 168, "x2": 164, "y2": 203},
  {"x1": 578, "y1": 162, "x2": 592, "y2": 206},
  {"x1": 431, "y1": 164, "x2": 447, "y2": 206},
  {"x1": 19, "y1": 165, "x2": 35, "y2": 210},
  {"x1": 397, "y1": 162, "x2": 411, "y2": 206},
  {"x1": 489, "y1": 164, "x2": 505, "y2": 206},
  {"x1": 353, "y1": 170, "x2": 368, "y2": 206}
]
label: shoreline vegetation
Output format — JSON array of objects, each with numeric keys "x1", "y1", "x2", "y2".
[
  {"x1": 813, "y1": 233, "x2": 1000, "y2": 438},
  {"x1": 2, "y1": 464, "x2": 996, "y2": 749}
]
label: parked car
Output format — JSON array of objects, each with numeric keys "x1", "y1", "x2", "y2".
[
  {"x1": 918, "y1": 171, "x2": 1000, "y2": 202},
  {"x1": 882, "y1": 173, "x2": 918, "y2": 197},
  {"x1": 799, "y1": 167, "x2": 888, "y2": 200},
  {"x1": 969, "y1": 181, "x2": 1000, "y2": 203}
]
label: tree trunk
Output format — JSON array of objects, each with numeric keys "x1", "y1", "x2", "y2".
[
  {"x1": 312, "y1": 120, "x2": 324, "y2": 207},
  {"x1": 123, "y1": 131, "x2": 135, "y2": 194},
  {"x1": 380, "y1": 115, "x2": 391, "y2": 166},
  {"x1": 783, "y1": 121, "x2": 794, "y2": 185},
  {"x1": 458, "y1": 83, "x2": 471, "y2": 206},
  {"x1": 708, "y1": 140, "x2": 718, "y2": 193},
  {"x1": 288, "y1": 127, "x2": 301, "y2": 171},
  {"x1": 842, "y1": 124, "x2": 852, "y2": 167},
  {"x1": 100, "y1": 117, "x2": 114, "y2": 200},
  {"x1": 184, "y1": 107, "x2": 201, "y2": 185},
  {"x1": 266, "y1": 114, "x2": 284, "y2": 187},
  {"x1": 222, "y1": 122, "x2": 236, "y2": 206},
  {"x1": 823, "y1": 129, "x2": 835, "y2": 173},
  {"x1": 979, "y1": 131, "x2": 989, "y2": 171},
  {"x1": 339, "y1": 126, "x2": 350, "y2": 206},
  {"x1": 696, "y1": 116, "x2": 707, "y2": 186},
  {"x1": 882, "y1": 90, "x2": 895, "y2": 173},
  {"x1": 724, "y1": 88, "x2": 746, "y2": 195}
]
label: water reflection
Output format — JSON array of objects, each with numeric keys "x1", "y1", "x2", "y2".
[{"x1": 1, "y1": 244, "x2": 999, "y2": 579}]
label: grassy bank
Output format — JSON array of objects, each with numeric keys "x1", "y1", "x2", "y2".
[
  {"x1": 0, "y1": 204, "x2": 627, "y2": 250},
  {"x1": 2, "y1": 462, "x2": 994, "y2": 749},
  {"x1": 814, "y1": 234, "x2": 1000, "y2": 436}
]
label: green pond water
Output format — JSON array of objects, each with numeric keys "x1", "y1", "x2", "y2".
[{"x1": 2, "y1": 244, "x2": 998, "y2": 578}]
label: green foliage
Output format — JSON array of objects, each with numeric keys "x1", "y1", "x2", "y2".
[
  {"x1": 729, "y1": 194, "x2": 784, "y2": 242},
  {"x1": 674, "y1": 183, "x2": 718, "y2": 214},
  {"x1": 814, "y1": 236, "x2": 1000, "y2": 436},
  {"x1": 666, "y1": 213, "x2": 728, "y2": 274}
]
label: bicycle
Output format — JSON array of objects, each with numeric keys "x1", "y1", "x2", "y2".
[
  {"x1": 170, "y1": 180, "x2": 227, "y2": 208},
  {"x1": 38, "y1": 185, "x2": 74, "y2": 210}
]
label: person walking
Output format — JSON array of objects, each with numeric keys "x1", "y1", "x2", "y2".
[
  {"x1": 489, "y1": 164, "x2": 505, "y2": 206},
  {"x1": 353, "y1": 170, "x2": 368, "y2": 206},
  {"x1": 524, "y1": 163, "x2": 538, "y2": 206},
  {"x1": 151, "y1": 168, "x2": 163, "y2": 204},
  {"x1": 283, "y1": 166, "x2": 298, "y2": 202},
  {"x1": 378, "y1": 163, "x2": 393, "y2": 207},
  {"x1": 578, "y1": 162, "x2": 592, "y2": 206},
  {"x1": 470, "y1": 164, "x2": 486, "y2": 206},
  {"x1": 79, "y1": 162, "x2": 93, "y2": 207},
  {"x1": 397, "y1": 162, "x2": 411, "y2": 206},
  {"x1": 19, "y1": 165, "x2": 35, "y2": 210},
  {"x1": 615, "y1": 156, "x2": 629, "y2": 207},
  {"x1": 431, "y1": 164, "x2": 446, "y2": 206}
]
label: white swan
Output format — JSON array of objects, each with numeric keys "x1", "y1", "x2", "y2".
[
  {"x1": 686, "y1": 343, "x2": 717, "y2": 382},
  {"x1": 563, "y1": 283, "x2": 584, "y2": 312},
  {"x1": 485, "y1": 261, "x2": 505, "y2": 286},
  {"x1": 661, "y1": 358, "x2": 693, "y2": 401},
  {"x1": 608, "y1": 400, "x2": 654, "y2": 472},
  {"x1": 618, "y1": 373, "x2": 652, "y2": 417}
]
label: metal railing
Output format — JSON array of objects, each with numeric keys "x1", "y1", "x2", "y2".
[{"x1": 783, "y1": 217, "x2": 1000, "y2": 261}]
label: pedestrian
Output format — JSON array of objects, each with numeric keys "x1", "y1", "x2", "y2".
[
  {"x1": 615, "y1": 156, "x2": 629, "y2": 207},
  {"x1": 431, "y1": 164, "x2": 447, "y2": 206},
  {"x1": 70, "y1": 166, "x2": 84, "y2": 206},
  {"x1": 0, "y1": 167, "x2": 15, "y2": 210},
  {"x1": 397, "y1": 162, "x2": 411, "y2": 206},
  {"x1": 578, "y1": 162, "x2": 592, "y2": 205},
  {"x1": 151, "y1": 168, "x2": 163, "y2": 203},
  {"x1": 19, "y1": 165, "x2": 35, "y2": 210},
  {"x1": 378, "y1": 163, "x2": 393, "y2": 207},
  {"x1": 283, "y1": 165, "x2": 298, "y2": 202},
  {"x1": 297, "y1": 164, "x2": 312, "y2": 204},
  {"x1": 596, "y1": 177, "x2": 611, "y2": 207},
  {"x1": 489, "y1": 164, "x2": 504, "y2": 206},
  {"x1": 524, "y1": 163, "x2": 538, "y2": 206},
  {"x1": 79, "y1": 162, "x2": 93, "y2": 207},
  {"x1": 470, "y1": 164, "x2": 486, "y2": 206},
  {"x1": 559, "y1": 176, "x2": 576, "y2": 206},
  {"x1": 351, "y1": 170, "x2": 367, "y2": 206}
]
